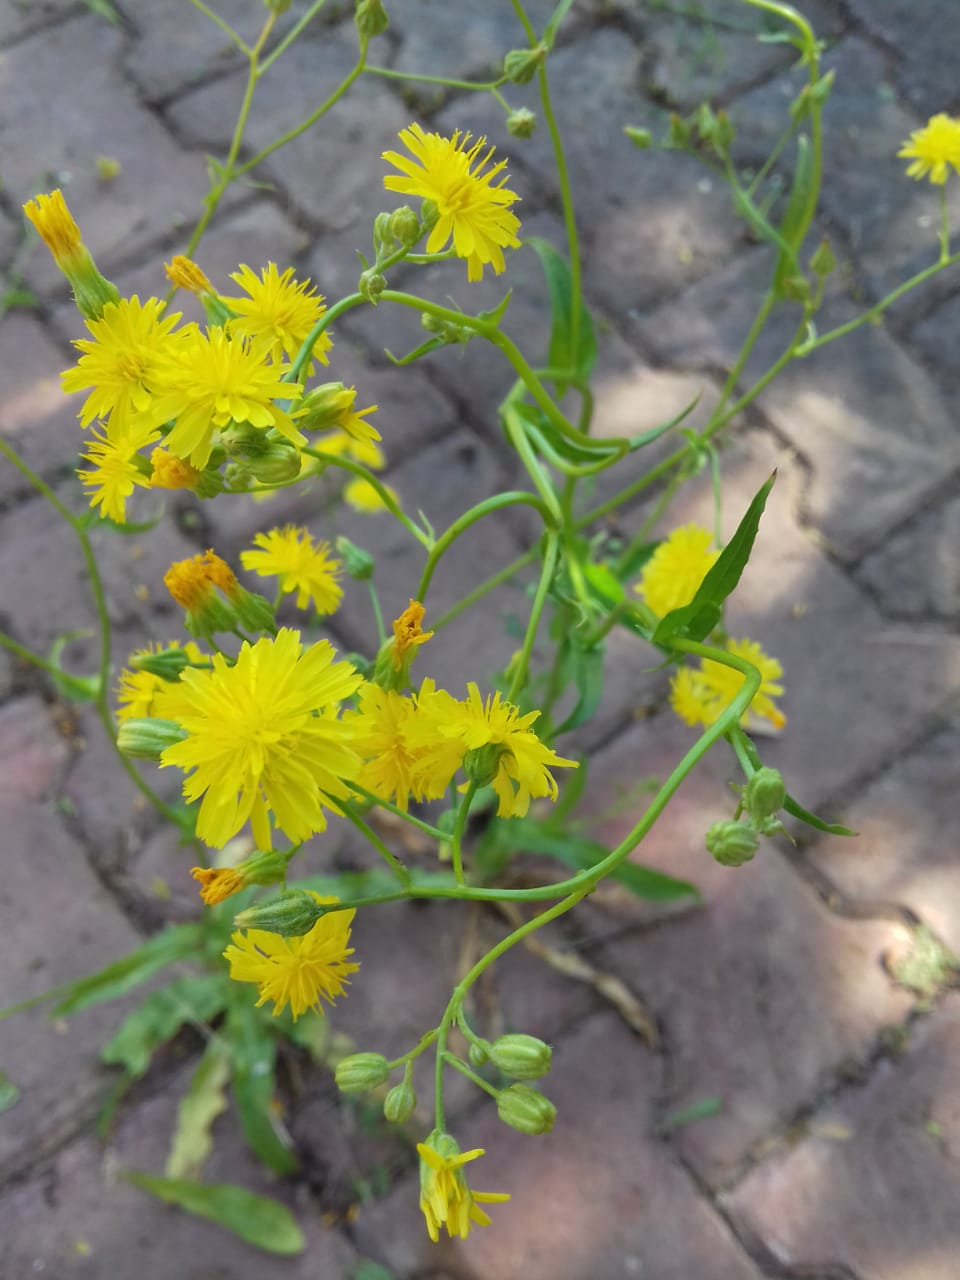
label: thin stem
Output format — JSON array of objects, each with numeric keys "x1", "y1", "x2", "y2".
[
  {"x1": 450, "y1": 782, "x2": 477, "y2": 888},
  {"x1": 443, "y1": 1052, "x2": 500, "y2": 1098},
  {"x1": 364, "y1": 65, "x2": 507, "y2": 92},
  {"x1": 349, "y1": 781, "x2": 450, "y2": 843},
  {"x1": 367, "y1": 580, "x2": 386, "y2": 646},
  {"x1": 387, "y1": 1029, "x2": 438, "y2": 1070},
  {"x1": 940, "y1": 186, "x2": 951, "y2": 262},
  {"x1": 300, "y1": 447, "x2": 431, "y2": 547},
  {"x1": 504, "y1": 407, "x2": 562, "y2": 526},
  {"x1": 341, "y1": 804, "x2": 412, "y2": 889},
  {"x1": 187, "y1": 0, "x2": 248, "y2": 52},
  {"x1": 506, "y1": 530, "x2": 560, "y2": 702},
  {"x1": 258, "y1": 0, "x2": 328, "y2": 73}
]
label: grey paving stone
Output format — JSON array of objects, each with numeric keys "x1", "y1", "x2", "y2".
[
  {"x1": 0, "y1": 312, "x2": 76, "y2": 507},
  {"x1": 166, "y1": 25, "x2": 410, "y2": 235},
  {"x1": 390, "y1": 0, "x2": 559, "y2": 80},
  {"x1": 844, "y1": 0, "x2": 960, "y2": 120},
  {"x1": 0, "y1": 1085, "x2": 362, "y2": 1279},
  {"x1": 0, "y1": 203, "x2": 19, "y2": 269},
  {"x1": 578, "y1": 710, "x2": 914, "y2": 1187},
  {"x1": 722, "y1": 996, "x2": 960, "y2": 1278},
  {"x1": 728, "y1": 38, "x2": 960, "y2": 305},
  {"x1": 856, "y1": 493, "x2": 960, "y2": 621},
  {"x1": 907, "y1": 284, "x2": 960, "y2": 380},
  {"x1": 806, "y1": 724, "x2": 960, "y2": 954},
  {"x1": 436, "y1": 27, "x2": 747, "y2": 315},
  {"x1": 0, "y1": 0, "x2": 75, "y2": 45},
  {"x1": 352, "y1": 1010, "x2": 766, "y2": 1279},
  {"x1": 634, "y1": 247, "x2": 960, "y2": 562},
  {"x1": 6, "y1": 17, "x2": 215, "y2": 297}
]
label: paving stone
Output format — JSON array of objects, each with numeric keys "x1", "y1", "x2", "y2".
[
  {"x1": 723, "y1": 996, "x2": 960, "y2": 1279},
  {"x1": 634, "y1": 247, "x2": 960, "y2": 561},
  {"x1": 728, "y1": 39, "x2": 960, "y2": 306},
  {"x1": 0, "y1": 0, "x2": 75, "y2": 45},
  {"x1": 806, "y1": 724, "x2": 960, "y2": 954},
  {"x1": 437, "y1": 28, "x2": 747, "y2": 315},
  {"x1": 844, "y1": 0, "x2": 960, "y2": 120},
  {"x1": 856, "y1": 493, "x2": 960, "y2": 621},
  {"x1": 0, "y1": 203, "x2": 19, "y2": 269},
  {"x1": 6, "y1": 17, "x2": 215, "y2": 297},
  {"x1": 0, "y1": 646, "x2": 13, "y2": 700},
  {"x1": 0, "y1": 795, "x2": 145, "y2": 1180},
  {"x1": 0, "y1": 313, "x2": 77, "y2": 506},
  {"x1": 352, "y1": 1010, "x2": 766, "y2": 1279},
  {"x1": 0, "y1": 694, "x2": 70, "y2": 808},
  {"x1": 390, "y1": 0, "x2": 559, "y2": 81},
  {"x1": 907, "y1": 285, "x2": 960, "y2": 382},
  {"x1": 0, "y1": 1084, "x2": 362, "y2": 1279},
  {"x1": 578, "y1": 711, "x2": 914, "y2": 1187},
  {"x1": 166, "y1": 26, "x2": 410, "y2": 235}
]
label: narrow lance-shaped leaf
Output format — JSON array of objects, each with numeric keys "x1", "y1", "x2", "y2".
[
  {"x1": 165, "y1": 1040, "x2": 231, "y2": 1181},
  {"x1": 101, "y1": 974, "x2": 229, "y2": 1080},
  {"x1": 224, "y1": 998, "x2": 299, "y2": 1175},
  {"x1": 524, "y1": 235, "x2": 597, "y2": 393}
]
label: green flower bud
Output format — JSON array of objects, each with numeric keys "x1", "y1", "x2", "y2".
[
  {"x1": 625, "y1": 125, "x2": 653, "y2": 149},
  {"x1": 246, "y1": 442, "x2": 302, "y2": 485},
  {"x1": 359, "y1": 268, "x2": 386, "y2": 304},
  {"x1": 420, "y1": 311, "x2": 471, "y2": 345},
  {"x1": 713, "y1": 110, "x2": 735, "y2": 151},
  {"x1": 496, "y1": 1083, "x2": 556, "y2": 1135},
  {"x1": 335, "y1": 1052, "x2": 391, "y2": 1094},
  {"x1": 117, "y1": 717, "x2": 188, "y2": 761},
  {"x1": 668, "y1": 113, "x2": 690, "y2": 148},
  {"x1": 223, "y1": 461, "x2": 255, "y2": 492},
  {"x1": 193, "y1": 468, "x2": 226, "y2": 500},
  {"x1": 221, "y1": 421, "x2": 272, "y2": 459},
  {"x1": 744, "y1": 767, "x2": 786, "y2": 822},
  {"x1": 263, "y1": 0, "x2": 291, "y2": 12},
  {"x1": 503, "y1": 45, "x2": 546, "y2": 85},
  {"x1": 231, "y1": 587, "x2": 276, "y2": 635},
  {"x1": 693, "y1": 103, "x2": 718, "y2": 141},
  {"x1": 373, "y1": 210, "x2": 394, "y2": 254},
  {"x1": 388, "y1": 204, "x2": 421, "y2": 248},
  {"x1": 809, "y1": 236, "x2": 836, "y2": 277},
  {"x1": 130, "y1": 646, "x2": 193, "y2": 680},
  {"x1": 468, "y1": 1040, "x2": 491, "y2": 1067},
  {"x1": 299, "y1": 382, "x2": 350, "y2": 433},
  {"x1": 237, "y1": 847, "x2": 296, "y2": 888},
  {"x1": 383, "y1": 1076, "x2": 416, "y2": 1123},
  {"x1": 234, "y1": 890, "x2": 327, "y2": 937},
  {"x1": 355, "y1": 0, "x2": 389, "y2": 38},
  {"x1": 335, "y1": 535, "x2": 375, "y2": 581},
  {"x1": 780, "y1": 274, "x2": 811, "y2": 304},
  {"x1": 488, "y1": 1033, "x2": 552, "y2": 1080},
  {"x1": 506, "y1": 108, "x2": 537, "y2": 139},
  {"x1": 705, "y1": 820, "x2": 759, "y2": 868},
  {"x1": 463, "y1": 742, "x2": 511, "y2": 788},
  {"x1": 419, "y1": 199, "x2": 440, "y2": 234}
]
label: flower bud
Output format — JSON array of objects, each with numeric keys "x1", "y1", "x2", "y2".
[
  {"x1": 383, "y1": 1076, "x2": 416, "y2": 1122},
  {"x1": 744, "y1": 767, "x2": 786, "y2": 822},
  {"x1": 117, "y1": 717, "x2": 188, "y2": 760},
  {"x1": 463, "y1": 742, "x2": 510, "y2": 788},
  {"x1": 780, "y1": 274, "x2": 811, "y2": 304},
  {"x1": 388, "y1": 205, "x2": 421, "y2": 248},
  {"x1": 245, "y1": 442, "x2": 302, "y2": 485},
  {"x1": 420, "y1": 311, "x2": 471, "y2": 345},
  {"x1": 468, "y1": 1040, "x2": 491, "y2": 1067},
  {"x1": 705, "y1": 820, "x2": 759, "y2": 868},
  {"x1": 668, "y1": 114, "x2": 690, "y2": 148},
  {"x1": 358, "y1": 268, "x2": 386, "y2": 304},
  {"x1": 355, "y1": 0, "x2": 389, "y2": 39},
  {"x1": 713, "y1": 110, "x2": 735, "y2": 151},
  {"x1": 130, "y1": 646, "x2": 194, "y2": 680},
  {"x1": 264, "y1": 0, "x2": 291, "y2": 12},
  {"x1": 809, "y1": 236, "x2": 836, "y2": 277},
  {"x1": 503, "y1": 45, "x2": 546, "y2": 84},
  {"x1": 506, "y1": 108, "x2": 537, "y2": 139},
  {"x1": 299, "y1": 382, "x2": 350, "y2": 433},
  {"x1": 373, "y1": 211, "x2": 394, "y2": 254},
  {"x1": 419, "y1": 199, "x2": 440, "y2": 234},
  {"x1": 625, "y1": 125, "x2": 653, "y2": 149},
  {"x1": 192, "y1": 847, "x2": 294, "y2": 905},
  {"x1": 489, "y1": 1033, "x2": 552, "y2": 1080},
  {"x1": 234, "y1": 890, "x2": 327, "y2": 936},
  {"x1": 231, "y1": 587, "x2": 277, "y2": 635},
  {"x1": 23, "y1": 189, "x2": 120, "y2": 321},
  {"x1": 335, "y1": 535, "x2": 375, "y2": 581},
  {"x1": 335, "y1": 1052, "x2": 391, "y2": 1094},
  {"x1": 496, "y1": 1083, "x2": 556, "y2": 1135}
]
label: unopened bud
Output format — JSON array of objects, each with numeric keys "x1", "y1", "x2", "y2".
[
  {"x1": 506, "y1": 108, "x2": 537, "y2": 139},
  {"x1": 780, "y1": 274, "x2": 811, "y2": 304},
  {"x1": 231, "y1": 587, "x2": 277, "y2": 634},
  {"x1": 245, "y1": 442, "x2": 302, "y2": 485},
  {"x1": 713, "y1": 110, "x2": 735, "y2": 151},
  {"x1": 488, "y1": 1033, "x2": 552, "y2": 1080},
  {"x1": 496, "y1": 1083, "x2": 556, "y2": 1135},
  {"x1": 234, "y1": 890, "x2": 326, "y2": 936},
  {"x1": 388, "y1": 205, "x2": 421, "y2": 248},
  {"x1": 130, "y1": 646, "x2": 193, "y2": 680},
  {"x1": 809, "y1": 236, "x2": 836, "y2": 277},
  {"x1": 503, "y1": 45, "x2": 546, "y2": 84},
  {"x1": 335, "y1": 535, "x2": 375, "y2": 580},
  {"x1": 744, "y1": 767, "x2": 786, "y2": 822},
  {"x1": 335, "y1": 1052, "x2": 391, "y2": 1094},
  {"x1": 705, "y1": 820, "x2": 759, "y2": 867},
  {"x1": 468, "y1": 1040, "x2": 491, "y2": 1067},
  {"x1": 419, "y1": 199, "x2": 440, "y2": 234},
  {"x1": 625, "y1": 125, "x2": 653, "y2": 149},
  {"x1": 299, "y1": 382, "x2": 350, "y2": 433},
  {"x1": 668, "y1": 114, "x2": 690, "y2": 148},
  {"x1": 359, "y1": 268, "x2": 386, "y2": 304},
  {"x1": 373, "y1": 211, "x2": 393, "y2": 254},
  {"x1": 264, "y1": 0, "x2": 291, "y2": 11},
  {"x1": 355, "y1": 0, "x2": 389, "y2": 38},
  {"x1": 117, "y1": 717, "x2": 188, "y2": 760},
  {"x1": 383, "y1": 1075, "x2": 416, "y2": 1122}
]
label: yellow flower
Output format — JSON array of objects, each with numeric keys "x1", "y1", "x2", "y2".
[
  {"x1": 412, "y1": 682, "x2": 577, "y2": 818},
  {"x1": 77, "y1": 420, "x2": 159, "y2": 523},
  {"x1": 151, "y1": 328, "x2": 305, "y2": 469},
  {"x1": 240, "y1": 525, "x2": 344, "y2": 615},
  {"x1": 149, "y1": 447, "x2": 203, "y2": 491},
  {"x1": 669, "y1": 636, "x2": 786, "y2": 731},
  {"x1": 165, "y1": 255, "x2": 214, "y2": 295},
  {"x1": 635, "y1": 523, "x2": 719, "y2": 617},
  {"x1": 61, "y1": 296, "x2": 190, "y2": 432},
  {"x1": 383, "y1": 123, "x2": 521, "y2": 281},
  {"x1": 343, "y1": 684, "x2": 422, "y2": 810},
  {"x1": 898, "y1": 113, "x2": 960, "y2": 184},
  {"x1": 391, "y1": 599, "x2": 433, "y2": 671},
  {"x1": 23, "y1": 189, "x2": 84, "y2": 270},
  {"x1": 224, "y1": 893, "x2": 358, "y2": 1020},
  {"x1": 115, "y1": 640, "x2": 206, "y2": 722},
  {"x1": 417, "y1": 1134, "x2": 510, "y2": 1243},
  {"x1": 224, "y1": 263, "x2": 333, "y2": 371},
  {"x1": 160, "y1": 629, "x2": 364, "y2": 849},
  {"x1": 191, "y1": 865, "x2": 245, "y2": 905},
  {"x1": 344, "y1": 477, "x2": 398, "y2": 513}
]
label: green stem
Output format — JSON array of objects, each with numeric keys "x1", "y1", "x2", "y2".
[
  {"x1": 504, "y1": 407, "x2": 563, "y2": 526},
  {"x1": 506, "y1": 530, "x2": 560, "y2": 702},
  {"x1": 450, "y1": 782, "x2": 478, "y2": 887},
  {"x1": 349, "y1": 781, "x2": 450, "y2": 843},
  {"x1": 364, "y1": 65, "x2": 506, "y2": 92},
  {"x1": 387, "y1": 1029, "x2": 438, "y2": 1070},
  {"x1": 258, "y1": 0, "x2": 328, "y2": 73},
  {"x1": 367, "y1": 580, "x2": 386, "y2": 646},
  {"x1": 443, "y1": 1052, "x2": 500, "y2": 1098},
  {"x1": 341, "y1": 804, "x2": 412, "y2": 889},
  {"x1": 187, "y1": 0, "x2": 247, "y2": 52},
  {"x1": 300, "y1": 446, "x2": 431, "y2": 547}
]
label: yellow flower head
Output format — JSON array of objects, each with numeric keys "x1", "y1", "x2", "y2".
[
  {"x1": 343, "y1": 683, "x2": 421, "y2": 810},
  {"x1": 224, "y1": 262, "x2": 333, "y2": 371},
  {"x1": 160, "y1": 629, "x2": 364, "y2": 849},
  {"x1": 345, "y1": 477, "x2": 397, "y2": 513},
  {"x1": 77, "y1": 419, "x2": 159, "y2": 523},
  {"x1": 223, "y1": 893, "x2": 358, "y2": 1020},
  {"x1": 898, "y1": 113, "x2": 960, "y2": 185},
  {"x1": 151, "y1": 327, "x2": 305, "y2": 469},
  {"x1": 149, "y1": 447, "x2": 203, "y2": 491},
  {"x1": 23, "y1": 189, "x2": 83, "y2": 269},
  {"x1": 670, "y1": 636, "x2": 786, "y2": 731},
  {"x1": 164, "y1": 550, "x2": 235, "y2": 610},
  {"x1": 635, "y1": 523, "x2": 719, "y2": 617},
  {"x1": 61, "y1": 296, "x2": 189, "y2": 432},
  {"x1": 116, "y1": 640, "x2": 207, "y2": 723},
  {"x1": 240, "y1": 525, "x2": 344, "y2": 615},
  {"x1": 383, "y1": 123, "x2": 521, "y2": 281},
  {"x1": 191, "y1": 865, "x2": 245, "y2": 905},
  {"x1": 417, "y1": 1134, "x2": 510, "y2": 1243},
  {"x1": 412, "y1": 682, "x2": 577, "y2": 818},
  {"x1": 391, "y1": 599, "x2": 434, "y2": 671},
  {"x1": 165, "y1": 255, "x2": 214, "y2": 295}
]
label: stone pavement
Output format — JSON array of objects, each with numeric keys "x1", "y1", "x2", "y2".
[{"x1": 1, "y1": 1, "x2": 959, "y2": 1277}]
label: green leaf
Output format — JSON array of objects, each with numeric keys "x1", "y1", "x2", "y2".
[
  {"x1": 352, "y1": 1262, "x2": 396, "y2": 1280},
  {"x1": 552, "y1": 640, "x2": 606, "y2": 735},
  {"x1": 477, "y1": 289, "x2": 512, "y2": 327},
  {"x1": 47, "y1": 629, "x2": 101, "y2": 702},
  {"x1": 166, "y1": 1042, "x2": 231, "y2": 1180},
  {"x1": 783, "y1": 792, "x2": 856, "y2": 837},
  {"x1": 659, "y1": 1096, "x2": 724, "y2": 1132},
  {"x1": 81, "y1": 0, "x2": 121, "y2": 23},
  {"x1": 101, "y1": 975, "x2": 228, "y2": 1079},
  {"x1": 123, "y1": 1173, "x2": 305, "y2": 1255},
  {"x1": 0, "y1": 1072, "x2": 20, "y2": 1114},
  {"x1": 513, "y1": 400, "x2": 621, "y2": 465},
  {"x1": 225, "y1": 999, "x2": 299, "y2": 1175},
  {"x1": 543, "y1": 0, "x2": 576, "y2": 47},
  {"x1": 1, "y1": 924, "x2": 204, "y2": 1021},
  {"x1": 86, "y1": 509, "x2": 166, "y2": 536},
  {"x1": 774, "y1": 133, "x2": 812, "y2": 292},
  {"x1": 524, "y1": 236, "x2": 597, "y2": 394},
  {"x1": 653, "y1": 472, "x2": 776, "y2": 646}
]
